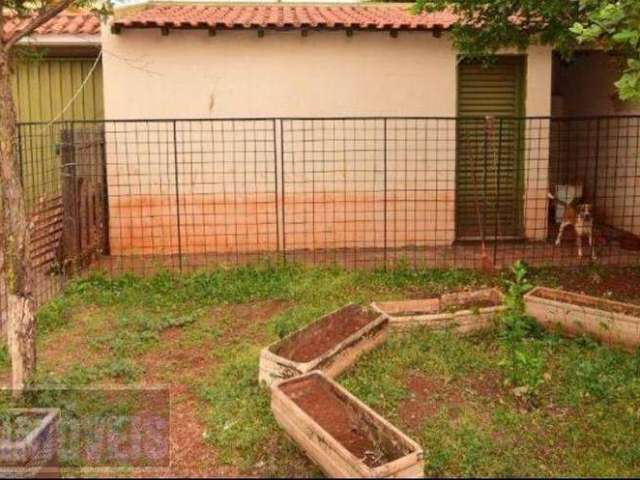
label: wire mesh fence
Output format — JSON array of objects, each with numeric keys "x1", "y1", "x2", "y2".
[{"x1": 2, "y1": 115, "x2": 640, "y2": 326}]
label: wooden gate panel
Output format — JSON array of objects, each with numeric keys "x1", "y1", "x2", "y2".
[{"x1": 59, "y1": 126, "x2": 109, "y2": 270}]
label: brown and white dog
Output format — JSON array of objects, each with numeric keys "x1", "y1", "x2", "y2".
[{"x1": 548, "y1": 192, "x2": 597, "y2": 259}]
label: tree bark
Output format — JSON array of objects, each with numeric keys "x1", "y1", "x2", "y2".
[{"x1": 0, "y1": 50, "x2": 36, "y2": 394}]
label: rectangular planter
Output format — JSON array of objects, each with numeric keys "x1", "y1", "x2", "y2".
[
  {"x1": 524, "y1": 287, "x2": 640, "y2": 350},
  {"x1": 272, "y1": 371, "x2": 424, "y2": 478},
  {"x1": 371, "y1": 288, "x2": 505, "y2": 333},
  {"x1": 259, "y1": 304, "x2": 388, "y2": 386},
  {"x1": 0, "y1": 408, "x2": 60, "y2": 478}
]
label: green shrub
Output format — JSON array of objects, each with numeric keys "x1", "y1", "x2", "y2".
[{"x1": 498, "y1": 261, "x2": 546, "y2": 399}]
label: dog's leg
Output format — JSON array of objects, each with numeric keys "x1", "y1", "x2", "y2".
[
  {"x1": 589, "y1": 230, "x2": 597, "y2": 259},
  {"x1": 577, "y1": 233, "x2": 583, "y2": 257},
  {"x1": 556, "y1": 222, "x2": 568, "y2": 246}
]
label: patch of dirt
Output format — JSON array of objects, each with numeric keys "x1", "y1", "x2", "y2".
[
  {"x1": 140, "y1": 335, "x2": 234, "y2": 477},
  {"x1": 230, "y1": 299, "x2": 289, "y2": 322},
  {"x1": 40, "y1": 305, "x2": 109, "y2": 372},
  {"x1": 540, "y1": 267, "x2": 640, "y2": 304},
  {"x1": 208, "y1": 299, "x2": 290, "y2": 347},
  {"x1": 281, "y1": 375, "x2": 405, "y2": 468},
  {"x1": 398, "y1": 374, "x2": 464, "y2": 430},
  {"x1": 461, "y1": 370, "x2": 505, "y2": 401},
  {"x1": 275, "y1": 305, "x2": 378, "y2": 362},
  {"x1": 398, "y1": 370, "x2": 506, "y2": 431},
  {"x1": 136, "y1": 299, "x2": 288, "y2": 476},
  {"x1": 0, "y1": 305, "x2": 109, "y2": 387}
]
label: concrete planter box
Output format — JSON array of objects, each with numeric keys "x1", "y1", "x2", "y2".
[
  {"x1": 525, "y1": 287, "x2": 640, "y2": 350},
  {"x1": 371, "y1": 288, "x2": 505, "y2": 333},
  {"x1": 0, "y1": 408, "x2": 60, "y2": 478},
  {"x1": 259, "y1": 304, "x2": 388, "y2": 386},
  {"x1": 272, "y1": 371, "x2": 424, "y2": 478}
]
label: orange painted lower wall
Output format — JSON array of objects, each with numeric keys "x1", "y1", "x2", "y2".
[{"x1": 108, "y1": 191, "x2": 457, "y2": 255}]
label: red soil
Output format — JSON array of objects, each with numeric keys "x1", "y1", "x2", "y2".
[
  {"x1": 398, "y1": 371, "x2": 506, "y2": 431},
  {"x1": 275, "y1": 305, "x2": 378, "y2": 362},
  {"x1": 281, "y1": 375, "x2": 405, "y2": 468}
]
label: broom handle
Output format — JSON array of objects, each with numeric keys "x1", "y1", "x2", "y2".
[{"x1": 470, "y1": 119, "x2": 487, "y2": 251}]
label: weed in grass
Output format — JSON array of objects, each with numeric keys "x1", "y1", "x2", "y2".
[
  {"x1": 421, "y1": 410, "x2": 495, "y2": 477},
  {"x1": 92, "y1": 310, "x2": 202, "y2": 357},
  {"x1": 200, "y1": 345, "x2": 277, "y2": 468},
  {"x1": 35, "y1": 295, "x2": 74, "y2": 336},
  {"x1": 550, "y1": 339, "x2": 640, "y2": 405},
  {"x1": 271, "y1": 312, "x2": 300, "y2": 340},
  {"x1": 98, "y1": 358, "x2": 141, "y2": 382},
  {"x1": 180, "y1": 322, "x2": 225, "y2": 347},
  {"x1": 31, "y1": 363, "x2": 101, "y2": 391},
  {"x1": 0, "y1": 345, "x2": 9, "y2": 370},
  {"x1": 492, "y1": 405, "x2": 523, "y2": 429},
  {"x1": 182, "y1": 262, "x2": 301, "y2": 305},
  {"x1": 356, "y1": 260, "x2": 492, "y2": 296},
  {"x1": 457, "y1": 421, "x2": 493, "y2": 476},
  {"x1": 269, "y1": 304, "x2": 335, "y2": 340}
]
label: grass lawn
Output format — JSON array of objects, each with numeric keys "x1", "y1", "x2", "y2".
[{"x1": 0, "y1": 262, "x2": 639, "y2": 476}]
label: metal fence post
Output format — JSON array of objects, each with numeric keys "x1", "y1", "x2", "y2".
[
  {"x1": 593, "y1": 117, "x2": 601, "y2": 207},
  {"x1": 494, "y1": 118, "x2": 503, "y2": 266},
  {"x1": 173, "y1": 120, "x2": 183, "y2": 272},
  {"x1": 60, "y1": 124, "x2": 79, "y2": 265},
  {"x1": 272, "y1": 119, "x2": 280, "y2": 258},
  {"x1": 280, "y1": 119, "x2": 287, "y2": 262},
  {"x1": 483, "y1": 116, "x2": 490, "y2": 267},
  {"x1": 99, "y1": 124, "x2": 111, "y2": 256},
  {"x1": 17, "y1": 124, "x2": 23, "y2": 187},
  {"x1": 383, "y1": 118, "x2": 388, "y2": 270}
]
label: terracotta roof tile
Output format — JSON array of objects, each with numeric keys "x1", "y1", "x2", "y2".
[
  {"x1": 112, "y1": 4, "x2": 457, "y2": 32},
  {"x1": 3, "y1": 11, "x2": 101, "y2": 38}
]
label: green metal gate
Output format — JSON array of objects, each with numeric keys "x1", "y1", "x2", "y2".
[
  {"x1": 11, "y1": 56, "x2": 103, "y2": 205},
  {"x1": 11, "y1": 57, "x2": 103, "y2": 122},
  {"x1": 456, "y1": 56, "x2": 525, "y2": 240}
]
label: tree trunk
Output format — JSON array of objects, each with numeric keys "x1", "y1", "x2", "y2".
[{"x1": 0, "y1": 50, "x2": 36, "y2": 394}]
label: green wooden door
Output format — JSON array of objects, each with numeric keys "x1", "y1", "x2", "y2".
[
  {"x1": 456, "y1": 56, "x2": 525, "y2": 240},
  {"x1": 11, "y1": 57, "x2": 103, "y2": 122}
]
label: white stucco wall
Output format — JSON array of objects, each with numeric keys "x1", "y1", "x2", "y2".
[
  {"x1": 101, "y1": 27, "x2": 552, "y2": 256},
  {"x1": 102, "y1": 29, "x2": 460, "y2": 118}
]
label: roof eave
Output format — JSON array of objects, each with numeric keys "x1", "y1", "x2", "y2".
[
  {"x1": 110, "y1": 23, "x2": 449, "y2": 34},
  {"x1": 17, "y1": 33, "x2": 101, "y2": 47}
]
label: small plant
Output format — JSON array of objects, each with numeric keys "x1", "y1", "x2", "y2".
[
  {"x1": 503, "y1": 261, "x2": 532, "y2": 314},
  {"x1": 0, "y1": 345, "x2": 9, "y2": 369},
  {"x1": 499, "y1": 341, "x2": 546, "y2": 399},
  {"x1": 499, "y1": 261, "x2": 546, "y2": 400},
  {"x1": 500, "y1": 261, "x2": 540, "y2": 341},
  {"x1": 99, "y1": 358, "x2": 141, "y2": 382},
  {"x1": 269, "y1": 305, "x2": 330, "y2": 340},
  {"x1": 272, "y1": 313, "x2": 300, "y2": 339}
]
